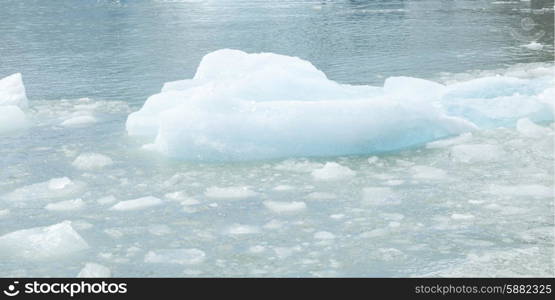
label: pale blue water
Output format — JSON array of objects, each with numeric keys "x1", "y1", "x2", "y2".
[{"x1": 0, "y1": 0, "x2": 553, "y2": 277}]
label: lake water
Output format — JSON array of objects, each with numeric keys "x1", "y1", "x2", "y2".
[{"x1": 0, "y1": 0, "x2": 554, "y2": 277}]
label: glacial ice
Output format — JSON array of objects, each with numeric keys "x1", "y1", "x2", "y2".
[
  {"x1": 127, "y1": 49, "x2": 479, "y2": 160},
  {"x1": 0, "y1": 73, "x2": 28, "y2": 134},
  {"x1": 0, "y1": 221, "x2": 89, "y2": 260},
  {"x1": 127, "y1": 49, "x2": 553, "y2": 160}
]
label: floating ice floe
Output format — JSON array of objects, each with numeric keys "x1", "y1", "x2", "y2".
[
  {"x1": 0, "y1": 221, "x2": 89, "y2": 260},
  {"x1": 263, "y1": 200, "x2": 306, "y2": 213},
  {"x1": 77, "y1": 263, "x2": 112, "y2": 278},
  {"x1": 311, "y1": 162, "x2": 356, "y2": 181},
  {"x1": 204, "y1": 186, "x2": 258, "y2": 199},
  {"x1": 2, "y1": 177, "x2": 85, "y2": 202},
  {"x1": 144, "y1": 248, "x2": 206, "y2": 265},
  {"x1": 72, "y1": 153, "x2": 114, "y2": 171},
  {"x1": 45, "y1": 198, "x2": 86, "y2": 211},
  {"x1": 126, "y1": 49, "x2": 478, "y2": 160},
  {"x1": 521, "y1": 42, "x2": 543, "y2": 51},
  {"x1": 225, "y1": 224, "x2": 260, "y2": 235},
  {"x1": 0, "y1": 73, "x2": 29, "y2": 134},
  {"x1": 126, "y1": 49, "x2": 553, "y2": 160},
  {"x1": 110, "y1": 196, "x2": 163, "y2": 211}
]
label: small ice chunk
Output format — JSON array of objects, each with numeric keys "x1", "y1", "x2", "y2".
[
  {"x1": 110, "y1": 196, "x2": 163, "y2": 211},
  {"x1": 48, "y1": 177, "x2": 72, "y2": 190},
  {"x1": 361, "y1": 187, "x2": 400, "y2": 205},
  {"x1": 226, "y1": 224, "x2": 260, "y2": 235},
  {"x1": 97, "y1": 195, "x2": 117, "y2": 205},
  {"x1": 263, "y1": 201, "x2": 306, "y2": 213},
  {"x1": 410, "y1": 165, "x2": 447, "y2": 180},
  {"x1": 451, "y1": 213, "x2": 475, "y2": 220},
  {"x1": 77, "y1": 263, "x2": 111, "y2": 278},
  {"x1": 0, "y1": 221, "x2": 89, "y2": 260},
  {"x1": 516, "y1": 118, "x2": 551, "y2": 138},
  {"x1": 314, "y1": 231, "x2": 335, "y2": 240},
  {"x1": 72, "y1": 153, "x2": 113, "y2": 171},
  {"x1": 450, "y1": 144, "x2": 504, "y2": 163},
  {"x1": 61, "y1": 115, "x2": 97, "y2": 127},
  {"x1": 330, "y1": 214, "x2": 345, "y2": 220},
  {"x1": 144, "y1": 249, "x2": 206, "y2": 265},
  {"x1": 273, "y1": 185, "x2": 295, "y2": 191},
  {"x1": 45, "y1": 198, "x2": 85, "y2": 211},
  {"x1": 367, "y1": 156, "x2": 380, "y2": 165},
  {"x1": 204, "y1": 186, "x2": 258, "y2": 199},
  {"x1": 311, "y1": 162, "x2": 356, "y2": 181},
  {"x1": 0, "y1": 209, "x2": 10, "y2": 217},
  {"x1": 522, "y1": 41, "x2": 543, "y2": 51}
]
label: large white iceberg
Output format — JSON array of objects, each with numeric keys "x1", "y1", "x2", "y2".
[
  {"x1": 0, "y1": 73, "x2": 29, "y2": 134},
  {"x1": 127, "y1": 49, "x2": 553, "y2": 160}
]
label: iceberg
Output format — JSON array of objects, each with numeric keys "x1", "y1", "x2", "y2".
[
  {"x1": 126, "y1": 49, "x2": 553, "y2": 161},
  {"x1": 0, "y1": 73, "x2": 29, "y2": 134}
]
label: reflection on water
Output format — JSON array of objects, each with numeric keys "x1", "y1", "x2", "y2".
[{"x1": 0, "y1": 0, "x2": 553, "y2": 102}]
